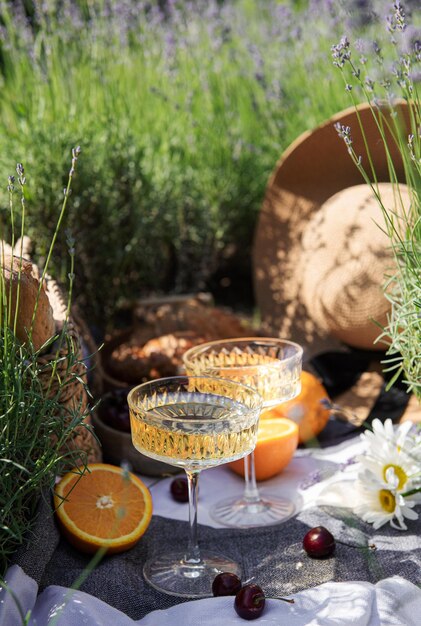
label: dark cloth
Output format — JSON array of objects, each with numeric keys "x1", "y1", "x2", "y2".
[
  {"x1": 310, "y1": 349, "x2": 411, "y2": 447},
  {"x1": 11, "y1": 494, "x2": 421, "y2": 621}
]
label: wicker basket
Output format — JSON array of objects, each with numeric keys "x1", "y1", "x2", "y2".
[
  {"x1": 39, "y1": 274, "x2": 102, "y2": 464},
  {"x1": 0, "y1": 238, "x2": 102, "y2": 464},
  {"x1": 100, "y1": 294, "x2": 260, "y2": 390}
]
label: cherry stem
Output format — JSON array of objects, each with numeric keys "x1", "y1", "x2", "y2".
[
  {"x1": 242, "y1": 581, "x2": 295, "y2": 605},
  {"x1": 265, "y1": 595, "x2": 295, "y2": 604},
  {"x1": 252, "y1": 593, "x2": 295, "y2": 605}
]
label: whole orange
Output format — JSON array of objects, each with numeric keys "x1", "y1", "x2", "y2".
[
  {"x1": 229, "y1": 417, "x2": 299, "y2": 481},
  {"x1": 261, "y1": 371, "x2": 330, "y2": 444}
]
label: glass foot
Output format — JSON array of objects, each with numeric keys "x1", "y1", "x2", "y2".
[
  {"x1": 143, "y1": 551, "x2": 241, "y2": 598},
  {"x1": 210, "y1": 493, "x2": 296, "y2": 528}
]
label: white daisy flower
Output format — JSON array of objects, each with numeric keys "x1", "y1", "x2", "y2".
[
  {"x1": 356, "y1": 445, "x2": 419, "y2": 493},
  {"x1": 354, "y1": 467, "x2": 419, "y2": 530},
  {"x1": 360, "y1": 418, "x2": 413, "y2": 456},
  {"x1": 354, "y1": 420, "x2": 421, "y2": 529},
  {"x1": 357, "y1": 419, "x2": 421, "y2": 488},
  {"x1": 398, "y1": 423, "x2": 421, "y2": 464}
]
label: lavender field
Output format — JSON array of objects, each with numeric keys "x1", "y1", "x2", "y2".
[{"x1": 0, "y1": 0, "x2": 419, "y2": 330}]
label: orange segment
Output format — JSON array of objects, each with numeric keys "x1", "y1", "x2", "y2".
[
  {"x1": 261, "y1": 371, "x2": 330, "y2": 443},
  {"x1": 54, "y1": 463, "x2": 153, "y2": 554},
  {"x1": 228, "y1": 417, "x2": 298, "y2": 481}
]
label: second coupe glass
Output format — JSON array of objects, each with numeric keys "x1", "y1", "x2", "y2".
[{"x1": 183, "y1": 338, "x2": 303, "y2": 528}]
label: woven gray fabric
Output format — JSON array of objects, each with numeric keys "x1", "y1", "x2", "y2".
[
  {"x1": 11, "y1": 493, "x2": 59, "y2": 584},
  {"x1": 11, "y1": 494, "x2": 421, "y2": 621}
]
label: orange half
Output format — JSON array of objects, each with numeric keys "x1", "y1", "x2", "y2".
[
  {"x1": 261, "y1": 371, "x2": 330, "y2": 443},
  {"x1": 54, "y1": 463, "x2": 153, "y2": 554},
  {"x1": 229, "y1": 417, "x2": 298, "y2": 481}
]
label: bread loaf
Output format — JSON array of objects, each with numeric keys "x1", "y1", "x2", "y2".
[{"x1": 1, "y1": 255, "x2": 55, "y2": 351}]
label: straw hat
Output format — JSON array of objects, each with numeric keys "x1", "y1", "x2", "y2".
[
  {"x1": 252, "y1": 101, "x2": 419, "y2": 424},
  {"x1": 253, "y1": 101, "x2": 411, "y2": 357}
]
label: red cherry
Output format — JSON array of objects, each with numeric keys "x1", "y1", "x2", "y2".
[
  {"x1": 234, "y1": 584, "x2": 265, "y2": 620},
  {"x1": 303, "y1": 526, "x2": 335, "y2": 558},
  {"x1": 170, "y1": 477, "x2": 189, "y2": 502},
  {"x1": 212, "y1": 572, "x2": 242, "y2": 597}
]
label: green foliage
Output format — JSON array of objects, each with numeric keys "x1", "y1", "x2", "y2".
[
  {"x1": 332, "y1": 2, "x2": 421, "y2": 400},
  {"x1": 0, "y1": 0, "x2": 352, "y2": 330},
  {"x1": 0, "y1": 330, "x2": 89, "y2": 574},
  {"x1": 0, "y1": 153, "x2": 90, "y2": 575}
]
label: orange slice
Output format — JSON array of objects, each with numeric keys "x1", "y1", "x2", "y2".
[
  {"x1": 261, "y1": 371, "x2": 330, "y2": 443},
  {"x1": 54, "y1": 463, "x2": 153, "y2": 554},
  {"x1": 229, "y1": 417, "x2": 298, "y2": 481}
]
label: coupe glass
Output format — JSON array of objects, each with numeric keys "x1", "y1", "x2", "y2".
[
  {"x1": 127, "y1": 375, "x2": 262, "y2": 597},
  {"x1": 183, "y1": 338, "x2": 303, "y2": 528}
]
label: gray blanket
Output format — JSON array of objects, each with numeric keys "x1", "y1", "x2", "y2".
[{"x1": 11, "y1": 492, "x2": 421, "y2": 621}]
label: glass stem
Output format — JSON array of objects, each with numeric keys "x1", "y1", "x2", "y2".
[
  {"x1": 243, "y1": 451, "x2": 261, "y2": 503},
  {"x1": 184, "y1": 469, "x2": 202, "y2": 565}
]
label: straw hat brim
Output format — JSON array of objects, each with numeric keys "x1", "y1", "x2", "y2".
[{"x1": 253, "y1": 100, "x2": 410, "y2": 359}]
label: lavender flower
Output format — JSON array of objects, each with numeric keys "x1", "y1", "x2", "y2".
[
  {"x1": 331, "y1": 36, "x2": 351, "y2": 67},
  {"x1": 393, "y1": 2, "x2": 407, "y2": 32},
  {"x1": 16, "y1": 164, "x2": 25, "y2": 187},
  {"x1": 364, "y1": 75, "x2": 375, "y2": 92},
  {"x1": 331, "y1": 1, "x2": 421, "y2": 404},
  {"x1": 334, "y1": 123, "x2": 353, "y2": 149},
  {"x1": 65, "y1": 229, "x2": 76, "y2": 256},
  {"x1": 69, "y1": 146, "x2": 81, "y2": 178}
]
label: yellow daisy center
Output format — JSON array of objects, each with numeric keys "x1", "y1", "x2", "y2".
[
  {"x1": 382, "y1": 464, "x2": 407, "y2": 490},
  {"x1": 379, "y1": 489, "x2": 396, "y2": 513}
]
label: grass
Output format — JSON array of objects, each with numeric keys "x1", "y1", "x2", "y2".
[
  {"x1": 0, "y1": 0, "x2": 356, "y2": 331},
  {"x1": 0, "y1": 151, "x2": 91, "y2": 575},
  {"x1": 0, "y1": 330, "x2": 89, "y2": 574}
]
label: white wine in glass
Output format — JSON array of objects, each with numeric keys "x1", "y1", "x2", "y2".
[
  {"x1": 128, "y1": 375, "x2": 262, "y2": 597},
  {"x1": 183, "y1": 338, "x2": 303, "y2": 528}
]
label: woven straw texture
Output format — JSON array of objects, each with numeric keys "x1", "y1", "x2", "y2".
[
  {"x1": 1, "y1": 239, "x2": 101, "y2": 463},
  {"x1": 40, "y1": 274, "x2": 101, "y2": 463},
  {"x1": 253, "y1": 101, "x2": 411, "y2": 358}
]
